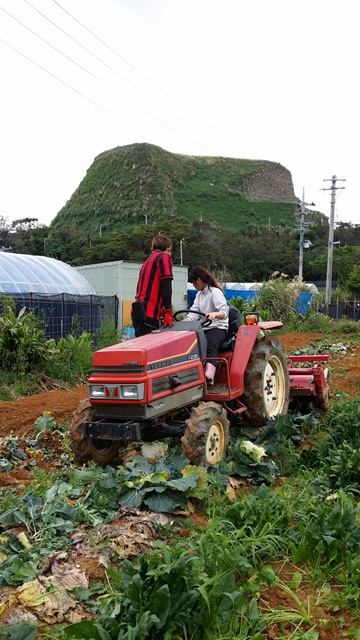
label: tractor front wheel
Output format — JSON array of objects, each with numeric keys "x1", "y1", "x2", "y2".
[
  {"x1": 69, "y1": 399, "x2": 120, "y2": 467},
  {"x1": 181, "y1": 401, "x2": 229, "y2": 467},
  {"x1": 241, "y1": 338, "x2": 290, "y2": 427}
]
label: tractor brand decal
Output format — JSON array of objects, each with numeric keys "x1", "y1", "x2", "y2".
[
  {"x1": 148, "y1": 339, "x2": 199, "y2": 371},
  {"x1": 149, "y1": 359, "x2": 174, "y2": 370},
  {"x1": 105, "y1": 385, "x2": 119, "y2": 398}
]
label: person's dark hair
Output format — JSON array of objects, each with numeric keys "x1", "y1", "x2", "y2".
[
  {"x1": 151, "y1": 234, "x2": 172, "y2": 252},
  {"x1": 188, "y1": 265, "x2": 224, "y2": 292}
]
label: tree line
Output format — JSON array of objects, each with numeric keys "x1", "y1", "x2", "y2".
[{"x1": 1, "y1": 215, "x2": 360, "y2": 293}]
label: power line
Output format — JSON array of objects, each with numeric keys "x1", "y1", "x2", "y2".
[
  {"x1": 25, "y1": 0, "x2": 237, "y2": 157},
  {"x1": 1, "y1": 3, "x2": 216, "y2": 152},
  {"x1": 52, "y1": 0, "x2": 258, "y2": 158},
  {"x1": 0, "y1": 35, "x2": 155, "y2": 142},
  {"x1": 17, "y1": 1, "x2": 217, "y2": 153},
  {"x1": 1, "y1": 1, "x2": 260, "y2": 159}
]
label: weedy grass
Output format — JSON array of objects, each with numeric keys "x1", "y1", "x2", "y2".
[
  {"x1": 44, "y1": 332, "x2": 93, "y2": 384},
  {"x1": 283, "y1": 307, "x2": 360, "y2": 336},
  {"x1": 261, "y1": 574, "x2": 315, "y2": 629}
]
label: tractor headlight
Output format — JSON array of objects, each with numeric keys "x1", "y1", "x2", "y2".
[
  {"x1": 89, "y1": 384, "x2": 106, "y2": 398},
  {"x1": 88, "y1": 383, "x2": 144, "y2": 400},
  {"x1": 120, "y1": 384, "x2": 144, "y2": 399}
]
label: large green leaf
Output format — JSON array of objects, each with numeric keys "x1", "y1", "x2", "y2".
[
  {"x1": 0, "y1": 557, "x2": 38, "y2": 586},
  {"x1": 0, "y1": 621, "x2": 37, "y2": 640},
  {"x1": 124, "y1": 455, "x2": 154, "y2": 476},
  {"x1": 126, "y1": 573, "x2": 143, "y2": 613},
  {"x1": 131, "y1": 611, "x2": 161, "y2": 640},
  {"x1": 149, "y1": 584, "x2": 171, "y2": 627},
  {"x1": 168, "y1": 590, "x2": 200, "y2": 627},
  {"x1": 72, "y1": 467, "x2": 108, "y2": 483},
  {"x1": 0, "y1": 508, "x2": 30, "y2": 528},
  {"x1": 165, "y1": 476, "x2": 199, "y2": 491},
  {"x1": 117, "y1": 487, "x2": 146, "y2": 509},
  {"x1": 64, "y1": 620, "x2": 111, "y2": 639},
  {"x1": 22, "y1": 493, "x2": 44, "y2": 521},
  {"x1": 143, "y1": 489, "x2": 188, "y2": 513}
]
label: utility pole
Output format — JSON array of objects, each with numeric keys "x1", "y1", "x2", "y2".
[
  {"x1": 323, "y1": 175, "x2": 345, "y2": 314},
  {"x1": 296, "y1": 188, "x2": 315, "y2": 281},
  {"x1": 180, "y1": 238, "x2": 185, "y2": 266}
]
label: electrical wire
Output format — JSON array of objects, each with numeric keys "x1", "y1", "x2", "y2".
[
  {"x1": 1, "y1": 2, "x2": 216, "y2": 154},
  {"x1": 25, "y1": 0, "x2": 237, "y2": 156},
  {"x1": 0, "y1": 35, "x2": 155, "y2": 143},
  {"x1": 52, "y1": 0, "x2": 258, "y2": 158}
]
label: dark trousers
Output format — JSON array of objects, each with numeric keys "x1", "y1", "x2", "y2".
[
  {"x1": 205, "y1": 327, "x2": 227, "y2": 365},
  {"x1": 132, "y1": 315, "x2": 159, "y2": 338}
]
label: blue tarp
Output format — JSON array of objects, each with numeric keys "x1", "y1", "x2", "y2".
[
  {"x1": 295, "y1": 292, "x2": 313, "y2": 315},
  {"x1": 187, "y1": 289, "x2": 313, "y2": 316}
]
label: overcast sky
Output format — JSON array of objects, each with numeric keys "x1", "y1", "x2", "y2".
[{"x1": 0, "y1": 0, "x2": 358, "y2": 229}]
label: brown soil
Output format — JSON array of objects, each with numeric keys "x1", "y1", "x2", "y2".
[
  {"x1": 0, "y1": 332, "x2": 359, "y2": 637},
  {"x1": 280, "y1": 331, "x2": 360, "y2": 398},
  {"x1": 0, "y1": 385, "x2": 87, "y2": 489}
]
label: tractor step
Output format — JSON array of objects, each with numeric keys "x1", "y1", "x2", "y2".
[{"x1": 206, "y1": 383, "x2": 229, "y2": 394}]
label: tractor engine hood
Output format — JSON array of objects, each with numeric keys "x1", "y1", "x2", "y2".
[{"x1": 92, "y1": 328, "x2": 202, "y2": 372}]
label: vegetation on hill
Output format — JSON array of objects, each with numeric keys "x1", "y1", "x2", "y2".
[{"x1": 51, "y1": 143, "x2": 298, "y2": 235}]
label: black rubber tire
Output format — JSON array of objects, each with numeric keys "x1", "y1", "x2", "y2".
[
  {"x1": 240, "y1": 338, "x2": 290, "y2": 427},
  {"x1": 181, "y1": 401, "x2": 230, "y2": 467},
  {"x1": 69, "y1": 399, "x2": 120, "y2": 467}
]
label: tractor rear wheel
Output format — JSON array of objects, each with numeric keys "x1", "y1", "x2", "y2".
[
  {"x1": 69, "y1": 399, "x2": 120, "y2": 467},
  {"x1": 241, "y1": 338, "x2": 290, "y2": 427},
  {"x1": 181, "y1": 401, "x2": 229, "y2": 467}
]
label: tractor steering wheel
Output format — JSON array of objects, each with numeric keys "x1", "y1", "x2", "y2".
[{"x1": 173, "y1": 309, "x2": 212, "y2": 328}]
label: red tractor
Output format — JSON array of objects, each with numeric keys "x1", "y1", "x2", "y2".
[{"x1": 70, "y1": 309, "x2": 329, "y2": 467}]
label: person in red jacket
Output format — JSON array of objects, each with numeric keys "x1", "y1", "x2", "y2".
[{"x1": 132, "y1": 234, "x2": 174, "y2": 337}]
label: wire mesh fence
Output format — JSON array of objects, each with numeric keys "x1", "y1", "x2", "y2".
[
  {"x1": 7, "y1": 293, "x2": 119, "y2": 340},
  {"x1": 317, "y1": 299, "x2": 360, "y2": 321}
]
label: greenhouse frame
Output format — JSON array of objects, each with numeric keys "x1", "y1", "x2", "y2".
[{"x1": 0, "y1": 253, "x2": 118, "y2": 339}]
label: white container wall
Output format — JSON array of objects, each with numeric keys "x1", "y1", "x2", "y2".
[{"x1": 76, "y1": 260, "x2": 188, "y2": 328}]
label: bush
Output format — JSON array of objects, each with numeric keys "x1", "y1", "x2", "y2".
[
  {"x1": 95, "y1": 317, "x2": 123, "y2": 349},
  {"x1": 255, "y1": 273, "x2": 302, "y2": 324},
  {"x1": 284, "y1": 309, "x2": 333, "y2": 332},
  {"x1": 0, "y1": 306, "x2": 53, "y2": 374},
  {"x1": 45, "y1": 332, "x2": 93, "y2": 384}
]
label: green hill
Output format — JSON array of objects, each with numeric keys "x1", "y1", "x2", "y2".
[{"x1": 51, "y1": 143, "x2": 299, "y2": 234}]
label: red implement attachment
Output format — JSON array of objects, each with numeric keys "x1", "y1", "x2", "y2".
[{"x1": 288, "y1": 354, "x2": 330, "y2": 401}]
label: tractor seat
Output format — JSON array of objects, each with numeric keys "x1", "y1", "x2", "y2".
[{"x1": 219, "y1": 306, "x2": 241, "y2": 351}]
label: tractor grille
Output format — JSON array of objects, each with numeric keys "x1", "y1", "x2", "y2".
[
  {"x1": 152, "y1": 368, "x2": 199, "y2": 394},
  {"x1": 94, "y1": 404, "x2": 145, "y2": 419},
  {"x1": 92, "y1": 365, "x2": 145, "y2": 374}
]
